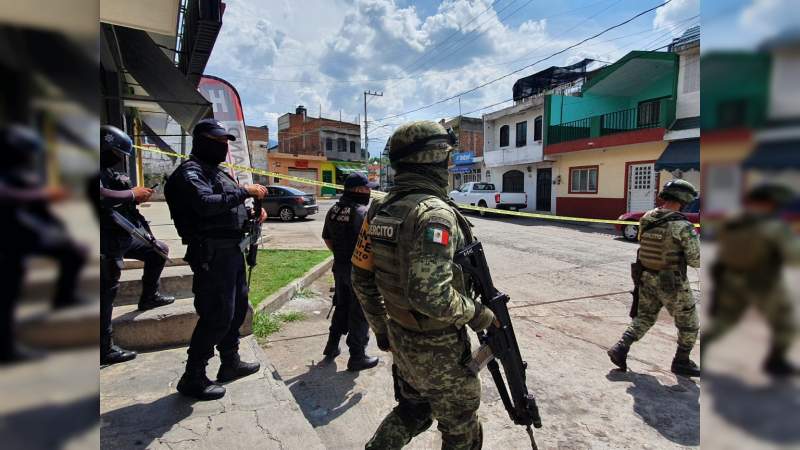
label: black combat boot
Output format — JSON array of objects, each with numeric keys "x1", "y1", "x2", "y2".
[
  {"x1": 323, "y1": 334, "x2": 342, "y2": 360},
  {"x1": 138, "y1": 292, "x2": 176, "y2": 311},
  {"x1": 347, "y1": 354, "x2": 379, "y2": 372},
  {"x1": 671, "y1": 346, "x2": 701, "y2": 378},
  {"x1": 100, "y1": 344, "x2": 137, "y2": 365},
  {"x1": 607, "y1": 332, "x2": 634, "y2": 371},
  {"x1": 217, "y1": 352, "x2": 261, "y2": 383},
  {"x1": 177, "y1": 362, "x2": 226, "y2": 400},
  {"x1": 763, "y1": 347, "x2": 797, "y2": 377}
]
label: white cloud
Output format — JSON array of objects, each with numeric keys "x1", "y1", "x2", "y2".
[
  {"x1": 740, "y1": 0, "x2": 800, "y2": 42},
  {"x1": 653, "y1": 0, "x2": 699, "y2": 37},
  {"x1": 205, "y1": 0, "x2": 639, "y2": 156}
]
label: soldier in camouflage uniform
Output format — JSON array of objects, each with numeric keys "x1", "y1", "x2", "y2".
[
  {"x1": 351, "y1": 121, "x2": 496, "y2": 449},
  {"x1": 608, "y1": 179, "x2": 702, "y2": 377},
  {"x1": 704, "y1": 183, "x2": 799, "y2": 376}
]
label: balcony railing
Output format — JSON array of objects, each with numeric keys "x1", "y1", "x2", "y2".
[{"x1": 547, "y1": 98, "x2": 672, "y2": 145}]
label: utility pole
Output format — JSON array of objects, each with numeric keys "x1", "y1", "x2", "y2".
[{"x1": 364, "y1": 90, "x2": 383, "y2": 163}]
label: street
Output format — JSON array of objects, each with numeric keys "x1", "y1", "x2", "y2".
[{"x1": 261, "y1": 198, "x2": 702, "y2": 450}]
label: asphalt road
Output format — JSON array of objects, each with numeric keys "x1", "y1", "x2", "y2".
[{"x1": 262, "y1": 198, "x2": 703, "y2": 450}]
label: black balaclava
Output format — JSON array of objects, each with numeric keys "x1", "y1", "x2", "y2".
[
  {"x1": 343, "y1": 190, "x2": 371, "y2": 205},
  {"x1": 192, "y1": 134, "x2": 229, "y2": 165},
  {"x1": 100, "y1": 150, "x2": 122, "y2": 169},
  {"x1": 393, "y1": 158, "x2": 450, "y2": 188}
]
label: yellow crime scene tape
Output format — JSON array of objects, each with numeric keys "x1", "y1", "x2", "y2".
[{"x1": 136, "y1": 145, "x2": 700, "y2": 228}]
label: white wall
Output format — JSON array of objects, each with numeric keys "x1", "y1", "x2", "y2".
[
  {"x1": 768, "y1": 48, "x2": 800, "y2": 120},
  {"x1": 676, "y1": 47, "x2": 700, "y2": 119},
  {"x1": 485, "y1": 163, "x2": 555, "y2": 212},
  {"x1": 484, "y1": 106, "x2": 545, "y2": 168}
]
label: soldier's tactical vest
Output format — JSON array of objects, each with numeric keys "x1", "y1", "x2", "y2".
[
  {"x1": 717, "y1": 216, "x2": 773, "y2": 272},
  {"x1": 366, "y1": 192, "x2": 469, "y2": 333},
  {"x1": 638, "y1": 212, "x2": 687, "y2": 271}
]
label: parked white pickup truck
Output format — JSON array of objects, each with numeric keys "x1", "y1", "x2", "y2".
[{"x1": 448, "y1": 182, "x2": 527, "y2": 214}]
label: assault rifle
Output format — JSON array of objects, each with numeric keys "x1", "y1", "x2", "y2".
[
  {"x1": 454, "y1": 241, "x2": 542, "y2": 450},
  {"x1": 109, "y1": 209, "x2": 168, "y2": 260},
  {"x1": 245, "y1": 199, "x2": 263, "y2": 286}
]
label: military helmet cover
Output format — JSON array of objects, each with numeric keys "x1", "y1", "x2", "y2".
[
  {"x1": 388, "y1": 120, "x2": 456, "y2": 165},
  {"x1": 101, "y1": 125, "x2": 133, "y2": 159},
  {"x1": 659, "y1": 179, "x2": 697, "y2": 204},
  {"x1": 745, "y1": 183, "x2": 794, "y2": 206}
]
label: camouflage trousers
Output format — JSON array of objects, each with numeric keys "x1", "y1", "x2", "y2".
[
  {"x1": 626, "y1": 270, "x2": 699, "y2": 350},
  {"x1": 705, "y1": 273, "x2": 795, "y2": 353},
  {"x1": 366, "y1": 321, "x2": 482, "y2": 450}
]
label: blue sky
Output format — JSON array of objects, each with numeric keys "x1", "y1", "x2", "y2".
[{"x1": 205, "y1": 0, "x2": 702, "y2": 156}]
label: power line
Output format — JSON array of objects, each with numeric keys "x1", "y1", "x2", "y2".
[{"x1": 373, "y1": 0, "x2": 673, "y2": 122}]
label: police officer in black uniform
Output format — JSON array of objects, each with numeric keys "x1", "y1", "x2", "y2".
[
  {"x1": 164, "y1": 119, "x2": 268, "y2": 400},
  {"x1": 322, "y1": 172, "x2": 379, "y2": 371},
  {"x1": 0, "y1": 125, "x2": 87, "y2": 363},
  {"x1": 99, "y1": 125, "x2": 175, "y2": 365}
]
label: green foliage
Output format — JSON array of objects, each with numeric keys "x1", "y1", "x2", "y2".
[
  {"x1": 248, "y1": 250, "x2": 330, "y2": 307},
  {"x1": 252, "y1": 310, "x2": 307, "y2": 339}
]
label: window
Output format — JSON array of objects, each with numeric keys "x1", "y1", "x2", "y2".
[
  {"x1": 325, "y1": 138, "x2": 333, "y2": 151},
  {"x1": 499, "y1": 125, "x2": 509, "y2": 147},
  {"x1": 502, "y1": 170, "x2": 524, "y2": 193},
  {"x1": 463, "y1": 169, "x2": 481, "y2": 184},
  {"x1": 350, "y1": 141, "x2": 356, "y2": 153},
  {"x1": 569, "y1": 166, "x2": 598, "y2": 193},
  {"x1": 515, "y1": 121, "x2": 527, "y2": 147},
  {"x1": 637, "y1": 99, "x2": 661, "y2": 128},
  {"x1": 337, "y1": 138, "x2": 347, "y2": 152},
  {"x1": 473, "y1": 183, "x2": 495, "y2": 191},
  {"x1": 533, "y1": 116, "x2": 542, "y2": 141},
  {"x1": 717, "y1": 100, "x2": 748, "y2": 128}
]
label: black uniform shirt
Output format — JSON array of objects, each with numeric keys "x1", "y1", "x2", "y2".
[{"x1": 322, "y1": 196, "x2": 366, "y2": 267}]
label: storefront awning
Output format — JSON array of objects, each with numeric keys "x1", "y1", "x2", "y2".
[
  {"x1": 331, "y1": 161, "x2": 366, "y2": 174},
  {"x1": 743, "y1": 139, "x2": 800, "y2": 169},
  {"x1": 655, "y1": 138, "x2": 699, "y2": 171},
  {"x1": 113, "y1": 25, "x2": 211, "y2": 132}
]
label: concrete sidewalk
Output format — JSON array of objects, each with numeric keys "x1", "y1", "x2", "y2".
[{"x1": 100, "y1": 336, "x2": 324, "y2": 450}]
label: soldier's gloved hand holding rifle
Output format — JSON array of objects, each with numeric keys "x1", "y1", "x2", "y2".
[{"x1": 455, "y1": 241, "x2": 543, "y2": 450}]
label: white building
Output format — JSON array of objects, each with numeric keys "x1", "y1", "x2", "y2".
[{"x1": 483, "y1": 95, "x2": 553, "y2": 212}]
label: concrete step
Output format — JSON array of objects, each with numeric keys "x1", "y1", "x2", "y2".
[
  {"x1": 16, "y1": 300, "x2": 100, "y2": 349},
  {"x1": 122, "y1": 255, "x2": 187, "y2": 270},
  {"x1": 21, "y1": 263, "x2": 99, "y2": 304},
  {"x1": 112, "y1": 297, "x2": 253, "y2": 351},
  {"x1": 100, "y1": 336, "x2": 325, "y2": 450},
  {"x1": 116, "y1": 264, "x2": 195, "y2": 306}
]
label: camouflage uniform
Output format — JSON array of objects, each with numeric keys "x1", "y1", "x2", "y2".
[
  {"x1": 352, "y1": 121, "x2": 493, "y2": 449},
  {"x1": 608, "y1": 179, "x2": 701, "y2": 377},
  {"x1": 704, "y1": 193, "x2": 800, "y2": 374},
  {"x1": 626, "y1": 208, "x2": 701, "y2": 347}
]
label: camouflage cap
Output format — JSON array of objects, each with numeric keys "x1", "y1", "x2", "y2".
[
  {"x1": 388, "y1": 120, "x2": 455, "y2": 165},
  {"x1": 659, "y1": 179, "x2": 698, "y2": 204},
  {"x1": 745, "y1": 183, "x2": 795, "y2": 206}
]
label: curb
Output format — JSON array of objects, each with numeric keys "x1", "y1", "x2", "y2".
[{"x1": 254, "y1": 255, "x2": 334, "y2": 315}]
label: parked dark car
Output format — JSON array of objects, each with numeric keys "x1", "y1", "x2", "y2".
[
  {"x1": 264, "y1": 186, "x2": 318, "y2": 221},
  {"x1": 615, "y1": 197, "x2": 701, "y2": 241}
]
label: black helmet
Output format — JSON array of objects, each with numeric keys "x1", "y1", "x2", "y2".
[
  {"x1": 0, "y1": 124, "x2": 43, "y2": 167},
  {"x1": 101, "y1": 125, "x2": 133, "y2": 159}
]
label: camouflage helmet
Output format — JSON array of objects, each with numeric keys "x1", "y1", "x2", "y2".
[
  {"x1": 388, "y1": 120, "x2": 456, "y2": 166},
  {"x1": 745, "y1": 183, "x2": 795, "y2": 207},
  {"x1": 659, "y1": 179, "x2": 698, "y2": 205}
]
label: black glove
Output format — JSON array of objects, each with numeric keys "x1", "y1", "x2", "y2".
[{"x1": 376, "y1": 334, "x2": 391, "y2": 352}]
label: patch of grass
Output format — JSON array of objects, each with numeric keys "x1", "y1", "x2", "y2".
[
  {"x1": 252, "y1": 310, "x2": 307, "y2": 339},
  {"x1": 293, "y1": 287, "x2": 316, "y2": 299},
  {"x1": 248, "y1": 249, "x2": 330, "y2": 307}
]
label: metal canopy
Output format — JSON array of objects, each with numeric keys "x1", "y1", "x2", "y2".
[
  {"x1": 743, "y1": 139, "x2": 800, "y2": 169},
  {"x1": 655, "y1": 138, "x2": 699, "y2": 171},
  {"x1": 113, "y1": 25, "x2": 212, "y2": 132}
]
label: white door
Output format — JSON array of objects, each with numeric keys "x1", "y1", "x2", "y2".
[{"x1": 627, "y1": 163, "x2": 655, "y2": 212}]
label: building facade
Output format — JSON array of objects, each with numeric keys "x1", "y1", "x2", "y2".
[
  {"x1": 443, "y1": 116, "x2": 484, "y2": 190},
  {"x1": 544, "y1": 51, "x2": 679, "y2": 219},
  {"x1": 483, "y1": 98, "x2": 551, "y2": 212},
  {"x1": 246, "y1": 125, "x2": 269, "y2": 185}
]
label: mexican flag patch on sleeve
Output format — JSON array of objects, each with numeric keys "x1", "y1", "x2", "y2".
[{"x1": 425, "y1": 226, "x2": 450, "y2": 246}]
